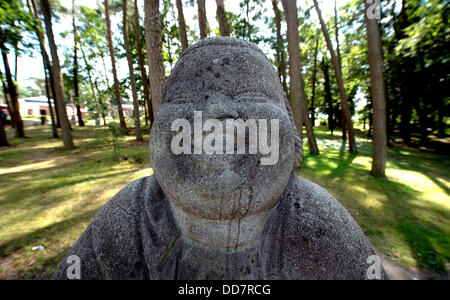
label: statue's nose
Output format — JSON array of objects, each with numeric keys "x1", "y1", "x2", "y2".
[{"x1": 201, "y1": 93, "x2": 239, "y2": 120}]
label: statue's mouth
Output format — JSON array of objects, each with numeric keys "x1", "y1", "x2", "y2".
[{"x1": 194, "y1": 168, "x2": 243, "y2": 197}]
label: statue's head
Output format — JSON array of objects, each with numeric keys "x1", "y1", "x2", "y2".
[{"x1": 150, "y1": 37, "x2": 301, "y2": 223}]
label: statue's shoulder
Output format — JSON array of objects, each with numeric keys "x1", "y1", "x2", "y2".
[
  {"x1": 89, "y1": 175, "x2": 179, "y2": 279},
  {"x1": 53, "y1": 176, "x2": 164, "y2": 279},
  {"x1": 261, "y1": 175, "x2": 386, "y2": 279}
]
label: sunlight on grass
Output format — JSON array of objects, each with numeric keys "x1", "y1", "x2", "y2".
[
  {"x1": 0, "y1": 125, "x2": 154, "y2": 278},
  {"x1": 300, "y1": 128, "x2": 449, "y2": 276}
]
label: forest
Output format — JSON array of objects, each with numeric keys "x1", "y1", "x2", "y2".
[{"x1": 0, "y1": 0, "x2": 448, "y2": 279}]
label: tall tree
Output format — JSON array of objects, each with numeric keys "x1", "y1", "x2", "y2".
[
  {"x1": 28, "y1": 0, "x2": 58, "y2": 138},
  {"x1": 42, "y1": 61, "x2": 58, "y2": 138},
  {"x1": 271, "y1": 0, "x2": 287, "y2": 94},
  {"x1": 77, "y1": 5, "x2": 110, "y2": 126},
  {"x1": 310, "y1": 35, "x2": 319, "y2": 127},
  {"x1": 0, "y1": 69, "x2": 15, "y2": 130},
  {"x1": 334, "y1": 0, "x2": 346, "y2": 141},
  {"x1": 72, "y1": 0, "x2": 84, "y2": 127},
  {"x1": 281, "y1": 0, "x2": 319, "y2": 155},
  {"x1": 0, "y1": 0, "x2": 27, "y2": 138},
  {"x1": 79, "y1": 40, "x2": 105, "y2": 126},
  {"x1": 215, "y1": 0, "x2": 229, "y2": 36},
  {"x1": 334, "y1": 0, "x2": 342, "y2": 70},
  {"x1": 123, "y1": 0, "x2": 143, "y2": 141},
  {"x1": 134, "y1": 0, "x2": 153, "y2": 126},
  {"x1": 365, "y1": 2, "x2": 387, "y2": 178},
  {"x1": 40, "y1": 0, "x2": 74, "y2": 150},
  {"x1": 313, "y1": 0, "x2": 356, "y2": 153},
  {"x1": 0, "y1": 69, "x2": 8, "y2": 146},
  {"x1": 175, "y1": 0, "x2": 188, "y2": 51},
  {"x1": 145, "y1": 0, "x2": 166, "y2": 118},
  {"x1": 104, "y1": 0, "x2": 127, "y2": 134},
  {"x1": 197, "y1": 0, "x2": 207, "y2": 39},
  {"x1": 322, "y1": 58, "x2": 335, "y2": 135},
  {"x1": 0, "y1": 42, "x2": 24, "y2": 138}
]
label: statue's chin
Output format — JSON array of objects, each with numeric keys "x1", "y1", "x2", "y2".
[{"x1": 194, "y1": 168, "x2": 243, "y2": 196}]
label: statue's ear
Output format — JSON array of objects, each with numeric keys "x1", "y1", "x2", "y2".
[{"x1": 282, "y1": 91, "x2": 303, "y2": 168}]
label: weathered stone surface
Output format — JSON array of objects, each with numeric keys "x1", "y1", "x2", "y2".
[{"x1": 53, "y1": 37, "x2": 387, "y2": 280}]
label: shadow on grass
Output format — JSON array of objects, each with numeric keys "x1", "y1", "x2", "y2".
[
  {"x1": 375, "y1": 178, "x2": 448, "y2": 275},
  {"x1": 300, "y1": 136, "x2": 449, "y2": 276},
  {"x1": 0, "y1": 208, "x2": 98, "y2": 259}
]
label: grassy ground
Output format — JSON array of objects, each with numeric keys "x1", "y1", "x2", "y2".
[{"x1": 0, "y1": 124, "x2": 448, "y2": 279}]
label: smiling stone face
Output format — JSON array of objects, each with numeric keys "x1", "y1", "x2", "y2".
[{"x1": 150, "y1": 38, "x2": 301, "y2": 227}]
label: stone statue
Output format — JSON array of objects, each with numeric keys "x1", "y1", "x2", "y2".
[{"x1": 53, "y1": 37, "x2": 387, "y2": 280}]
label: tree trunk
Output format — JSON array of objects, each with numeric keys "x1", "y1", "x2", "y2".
[
  {"x1": 313, "y1": 0, "x2": 356, "y2": 153},
  {"x1": 29, "y1": 0, "x2": 60, "y2": 131},
  {"x1": 0, "y1": 44, "x2": 25, "y2": 138},
  {"x1": 80, "y1": 42, "x2": 105, "y2": 126},
  {"x1": 14, "y1": 49, "x2": 18, "y2": 82},
  {"x1": 99, "y1": 52, "x2": 112, "y2": 124},
  {"x1": 144, "y1": 0, "x2": 166, "y2": 118},
  {"x1": 310, "y1": 36, "x2": 319, "y2": 127},
  {"x1": 72, "y1": 0, "x2": 84, "y2": 127},
  {"x1": 0, "y1": 109, "x2": 8, "y2": 146},
  {"x1": 281, "y1": 0, "x2": 319, "y2": 155},
  {"x1": 94, "y1": 79, "x2": 107, "y2": 126},
  {"x1": 176, "y1": 0, "x2": 189, "y2": 51},
  {"x1": 104, "y1": 0, "x2": 128, "y2": 134},
  {"x1": 365, "y1": 3, "x2": 387, "y2": 177},
  {"x1": 197, "y1": 0, "x2": 208, "y2": 39},
  {"x1": 134, "y1": 0, "x2": 153, "y2": 127},
  {"x1": 215, "y1": 0, "x2": 229, "y2": 37},
  {"x1": 272, "y1": 0, "x2": 288, "y2": 95},
  {"x1": 40, "y1": 0, "x2": 74, "y2": 150},
  {"x1": 0, "y1": 73, "x2": 9, "y2": 146},
  {"x1": 245, "y1": 1, "x2": 250, "y2": 41},
  {"x1": 334, "y1": 1, "x2": 346, "y2": 141},
  {"x1": 334, "y1": 0, "x2": 342, "y2": 70},
  {"x1": 322, "y1": 58, "x2": 335, "y2": 135},
  {"x1": 0, "y1": 69, "x2": 16, "y2": 130},
  {"x1": 143, "y1": 99, "x2": 148, "y2": 126},
  {"x1": 28, "y1": 0, "x2": 58, "y2": 137},
  {"x1": 43, "y1": 70, "x2": 58, "y2": 138},
  {"x1": 398, "y1": 0, "x2": 413, "y2": 145},
  {"x1": 123, "y1": 0, "x2": 143, "y2": 141}
]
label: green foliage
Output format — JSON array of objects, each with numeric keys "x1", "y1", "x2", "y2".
[
  {"x1": 0, "y1": 0, "x2": 35, "y2": 51},
  {"x1": 160, "y1": 0, "x2": 182, "y2": 72},
  {"x1": 228, "y1": 0, "x2": 266, "y2": 43},
  {"x1": 383, "y1": 0, "x2": 449, "y2": 140},
  {"x1": 104, "y1": 122, "x2": 126, "y2": 157}
]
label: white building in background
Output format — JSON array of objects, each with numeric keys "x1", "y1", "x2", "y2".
[
  {"x1": 17, "y1": 96, "x2": 146, "y2": 121},
  {"x1": 18, "y1": 96, "x2": 88, "y2": 120},
  {"x1": 112, "y1": 104, "x2": 145, "y2": 118}
]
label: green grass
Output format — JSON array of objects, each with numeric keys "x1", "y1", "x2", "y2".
[
  {"x1": 299, "y1": 129, "x2": 449, "y2": 276},
  {"x1": 0, "y1": 125, "x2": 152, "y2": 279},
  {"x1": 0, "y1": 125, "x2": 448, "y2": 279}
]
